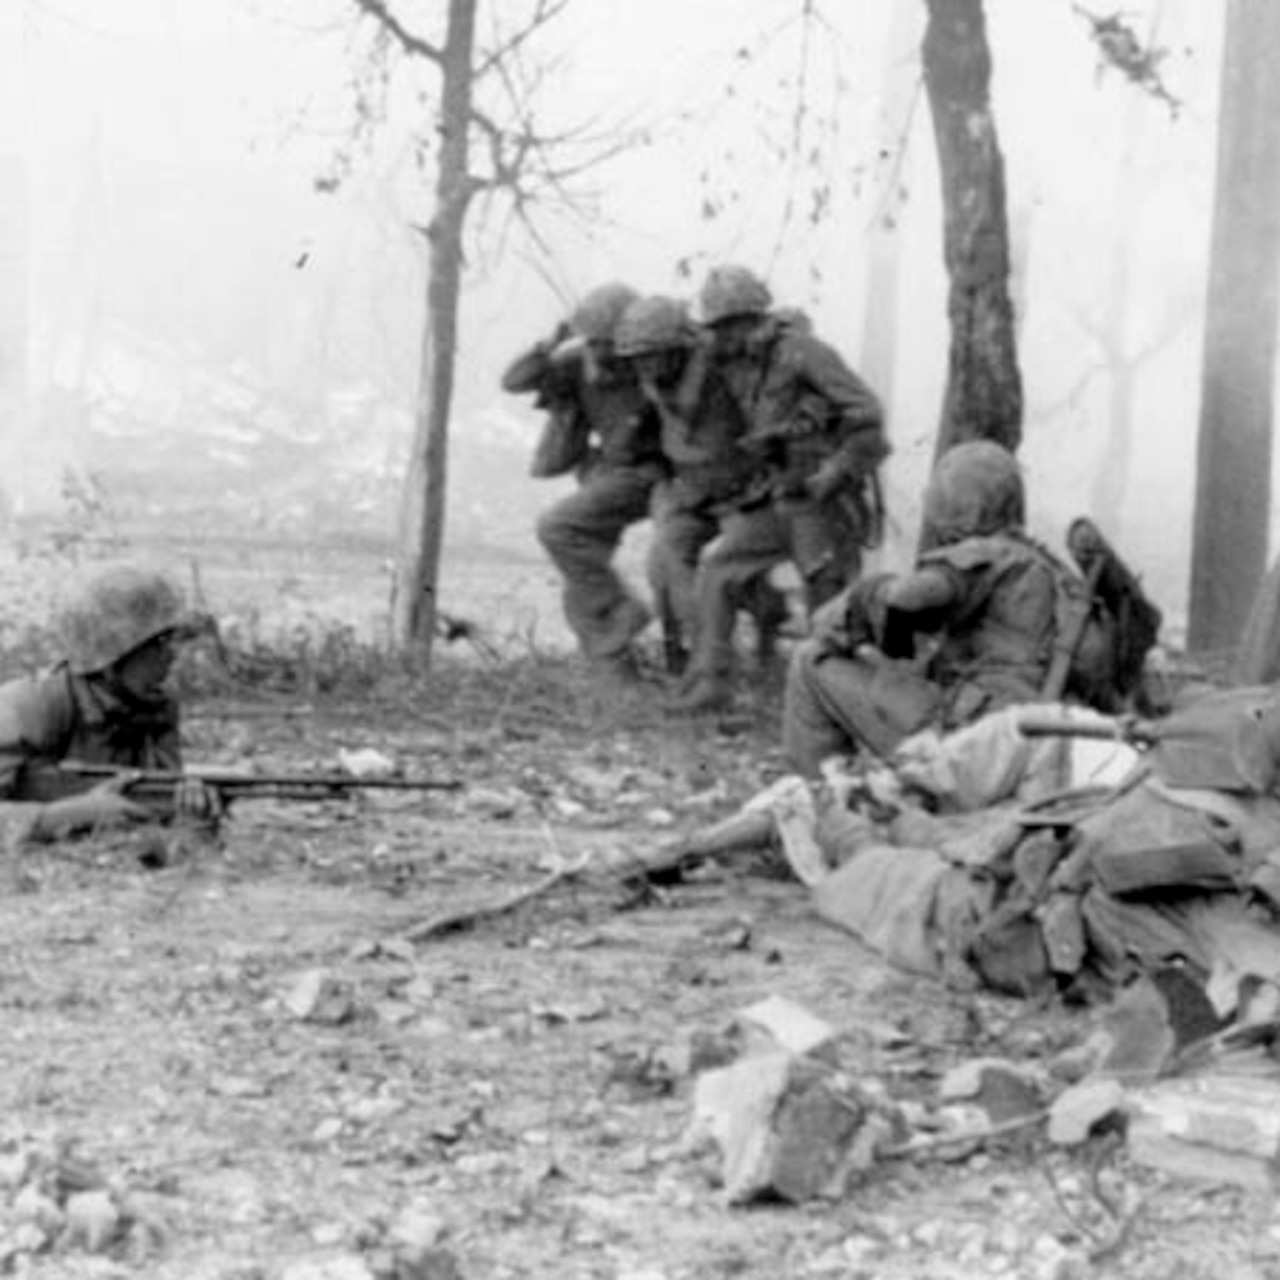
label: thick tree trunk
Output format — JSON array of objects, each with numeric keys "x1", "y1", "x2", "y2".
[
  {"x1": 391, "y1": 0, "x2": 477, "y2": 657},
  {"x1": 921, "y1": 0, "x2": 1022, "y2": 458},
  {"x1": 1187, "y1": 0, "x2": 1280, "y2": 653}
]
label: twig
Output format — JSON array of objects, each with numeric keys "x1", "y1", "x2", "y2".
[
  {"x1": 1042, "y1": 1133, "x2": 1143, "y2": 1264},
  {"x1": 879, "y1": 1108, "x2": 1047, "y2": 1160}
]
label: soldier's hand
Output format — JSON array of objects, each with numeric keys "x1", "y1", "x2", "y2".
[
  {"x1": 174, "y1": 777, "x2": 223, "y2": 828},
  {"x1": 30, "y1": 778, "x2": 151, "y2": 842}
]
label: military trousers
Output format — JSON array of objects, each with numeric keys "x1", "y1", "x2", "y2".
[
  {"x1": 536, "y1": 464, "x2": 658, "y2": 660},
  {"x1": 782, "y1": 640, "x2": 942, "y2": 775},
  {"x1": 649, "y1": 480, "x2": 792, "y2": 673},
  {"x1": 686, "y1": 495, "x2": 862, "y2": 685}
]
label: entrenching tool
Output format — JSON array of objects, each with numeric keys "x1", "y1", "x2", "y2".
[{"x1": 1018, "y1": 687, "x2": 1280, "y2": 795}]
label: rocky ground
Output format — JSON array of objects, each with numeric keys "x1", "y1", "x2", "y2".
[{"x1": 0, "y1": 651, "x2": 1275, "y2": 1280}]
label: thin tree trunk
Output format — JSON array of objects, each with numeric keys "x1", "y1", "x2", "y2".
[
  {"x1": 391, "y1": 0, "x2": 477, "y2": 656},
  {"x1": 921, "y1": 0, "x2": 1022, "y2": 458},
  {"x1": 1187, "y1": 0, "x2": 1280, "y2": 652}
]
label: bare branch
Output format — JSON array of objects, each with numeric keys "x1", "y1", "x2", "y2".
[
  {"x1": 475, "y1": 0, "x2": 573, "y2": 80},
  {"x1": 349, "y1": 0, "x2": 443, "y2": 63}
]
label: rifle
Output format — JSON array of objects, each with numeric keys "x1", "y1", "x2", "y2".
[{"x1": 54, "y1": 762, "x2": 462, "y2": 808}]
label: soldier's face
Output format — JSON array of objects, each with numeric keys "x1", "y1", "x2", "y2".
[
  {"x1": 707, "y1": 316, "x2": 755, "y2": 360},
  {"x1": 634, "y1": 349, "x2": 683, "y2": 390},
  {"x1": 115, "y1": 630, "x2": 178, "y2": 701}
]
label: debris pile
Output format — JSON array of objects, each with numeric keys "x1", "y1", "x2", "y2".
[{"x1": 0, "y1": 1133, "x2": 169, "y2": 1267}]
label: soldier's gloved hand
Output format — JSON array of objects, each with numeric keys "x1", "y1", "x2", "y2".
[
  {"x1": 29, "y1": 775, "x2": 151, "y2": 842},
  {"x1": 174, "y1": 777, "x2": 223, "y2": 829}
]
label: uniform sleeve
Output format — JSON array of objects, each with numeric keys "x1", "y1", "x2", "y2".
[
  {"x1": 791, "y1": 334, "x2": 889, "y2": 479},
  {"x1": 792, "y1": 334, "x2": 883, "y2": 429},
  {"x1": 879, "y1": 565, "x2": 962, "y2": 657},
  {"x1": 501, "y1": 323, "x2": 574, "y2": 396},
  {"x1": 0, "y1": 677, "x2": 74, "y2": 800}
]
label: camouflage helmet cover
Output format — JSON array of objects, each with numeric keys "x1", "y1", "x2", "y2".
[
  {"x1": 569, "y1": 282, "x2": 641, "y2": 343},
  {"x1": 698, "y1": 265, "x2": 773, "y2": 324},
  {"x1": 58, "y1": 564, "x2": 199, "y2": 674},
  {"x1": 613, "y1": 296, "x2": 696, "y2": 357},
  {"x1": 923, "y1": 441, "x2": 1025, "y2": 545}
]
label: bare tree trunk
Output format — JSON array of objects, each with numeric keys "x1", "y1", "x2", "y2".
[
  {"x1": 391, "y1": 0, "x2": 477, "y2": 657},
  {"x1": 921, "y1": 0, "x2": 1022, "y2": 458},
  {"x1": 1187, "y1": 0, "x2": 1280, "y2": 652}
]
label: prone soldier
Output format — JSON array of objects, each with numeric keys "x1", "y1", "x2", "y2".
[{"x1": 0, "y1": 563, "x2": 218, "y2": 841}]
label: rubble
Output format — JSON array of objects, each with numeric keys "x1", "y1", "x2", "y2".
[
  {"x1": 1047, "y1": 1078, "x2": 1127, "y2": 1146},
  {"x1": 0, "y1": 1133, "x2": 166, "y2": 1266},
  {"x1": 284, "y1": 968, "x2": 359, "y2": 1024},
  {"x1": 938, "y1": 1058, "x2": 1044, "y2": 1124},
  {"x1": 1127, "y1": 1075, "x2": 1280, "y2": 1190},
  {"x1": 735, "y1": 994, "x2": 837, "y2": 1057},
  {"x1": 690, "y1": 1050, "x2": 886, "y2": 1203}
]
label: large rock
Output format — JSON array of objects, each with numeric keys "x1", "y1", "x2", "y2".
[
  {"x1": 735, "y1": 995, "x2": 836, "y2": 1058},
  {"x1": 690, "y1": 1051, "x2": 885, "y2": 1204}
]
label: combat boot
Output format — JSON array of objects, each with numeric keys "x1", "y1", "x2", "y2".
[{"x1": 668, "y1": 673, "x2": 734, "y2": 714}]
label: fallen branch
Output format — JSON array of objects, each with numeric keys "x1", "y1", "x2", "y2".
[
  {"x1": 402, "y1": 807, "x2": 780, "y2": 943},
  {"x1": 405, "y1": 853, "x2": 592, "y2": 942},
  {"x1": 880, "y1": 1108, "x2": 1047, "y2": 1160}
]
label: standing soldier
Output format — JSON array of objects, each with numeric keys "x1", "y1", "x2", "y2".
[
  {"x1": 612, "y1": 294, "x2": 788, "y2": 675},
  {"x1": 502, "y1": 283, "x2": 665, "y2": 679},
  {"x1": 675, "y1": 266, "x2": 889, "y2": 713}
]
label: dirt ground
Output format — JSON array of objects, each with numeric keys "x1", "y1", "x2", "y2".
[
  {"x1": 0, "y1": 539, "x2": 1275, "y2": 1279},
  {"x1": 0, "y1": 658, "x2": 1277, "y2": 1280}
]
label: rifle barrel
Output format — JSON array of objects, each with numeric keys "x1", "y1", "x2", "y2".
[{"x1": 59, "y1": 763, "x2": 461, "y2": 792}]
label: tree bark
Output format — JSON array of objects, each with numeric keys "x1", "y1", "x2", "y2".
[
  {"x1": 391, "y1": 0, "x2": 477, "y2": 657},
  {"x1": 1187, "y1": 0, "x2": 1280, "y2": 653},
  {"x1": 921, "y1": 0, "x2": 1022, "y2": 458}
]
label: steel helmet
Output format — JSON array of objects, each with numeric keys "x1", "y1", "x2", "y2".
[
  {"x1": 698, "y1": 265, "x2": 773, "y2": 325},
  {"x1": 58, "y1": 564, "x2": 200, "y2": 674},
  {"x1": 923, "y1": 441, "x2": 1025, "y2": 545},
  {"x1": 613, "y1": 296, "x2": 696, "y2": 358},
  {"x1": 569, "y1": 282, "x2": 641, "y2": 344}
]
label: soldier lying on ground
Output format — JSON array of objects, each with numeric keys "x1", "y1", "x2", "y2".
[
  {"x1": 0, "y1": 564, "x2": 218, "y2": 841},
  {"x1": 783, "y1": 441, "x2": 1118, "y2": 774},
  {"x1": 502, "y1": 282, "x2": 665, "y2": 681}
]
